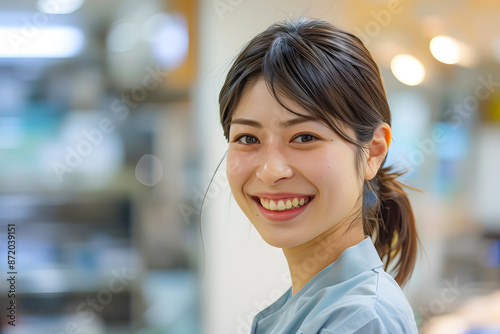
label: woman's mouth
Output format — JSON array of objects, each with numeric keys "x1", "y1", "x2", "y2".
[
  {"x1": 252, "y1": 196, "x2": 314, "y2": 211},
  {"x1": 251, "y1": 195, "x2": 314, "y2": 222}
]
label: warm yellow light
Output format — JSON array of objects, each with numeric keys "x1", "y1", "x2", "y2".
[
  {"x1": 390, "y1": 54, "x2": 425, "y2": 86},
  {"x1": 430, "y1": 36, "x2": 460, "y2": 64}
]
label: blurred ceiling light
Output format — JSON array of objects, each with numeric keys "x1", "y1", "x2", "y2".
[
  {"x1": 390, "y1": 54, "x2": 425, "y2": 86},
  {"x1": 0, "y1": 26, "x2": 84, "y2": 58},
  {"x1": 430, "y1": 36, "x2": 460, "y2": 64},
  {"x1": 149, "y1": 14, "x2": 189, "y2": 69},
  {"x1": 430, "y1": 35, "x2": 476, "y2": 67},
  {"x1": 37, "y1": 0, "x2": 85, "y2": 14},
  {"x1": 106, "y1": 22, "x2": 139, "y2": 53}
]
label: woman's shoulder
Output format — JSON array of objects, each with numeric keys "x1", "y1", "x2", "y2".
[{"x1": 299, "y1": 268, "x2": 418, "y2": 334}]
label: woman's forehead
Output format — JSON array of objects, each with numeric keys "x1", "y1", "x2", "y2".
[{"x1": 233, "y1": 79, "x2": 314, "y2": 119}]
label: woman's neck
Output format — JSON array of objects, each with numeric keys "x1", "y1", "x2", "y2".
[{"x1": 282, "y1": 223, "x2": 365, "y2": 297}]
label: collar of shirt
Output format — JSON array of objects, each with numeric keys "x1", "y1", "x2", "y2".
[{"x1": 254, "y1": 236, "x2": 384, "y2": 320}]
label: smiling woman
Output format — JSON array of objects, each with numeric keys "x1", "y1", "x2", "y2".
[
  {"x1": 227, "y1": 79, "x2": 366, "y2": 251},
  {"x1": 216, "y1": 17, "x2": 420, "y2": 333}
]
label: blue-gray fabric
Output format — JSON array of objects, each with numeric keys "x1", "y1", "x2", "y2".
[{"x1": 250, "y1": 237, "x2": 418, "y2": 334}]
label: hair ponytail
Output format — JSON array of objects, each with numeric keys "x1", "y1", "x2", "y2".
[{"x1": 364, "y1": 165, "x2": 420, "y2": 286}]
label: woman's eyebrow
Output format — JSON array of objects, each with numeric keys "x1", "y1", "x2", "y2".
[{"x1": 230, "y1": 117, "x2": 315, "y2": 128}]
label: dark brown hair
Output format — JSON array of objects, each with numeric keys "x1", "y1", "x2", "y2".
[{"x1": 218, "y1": 17, "x2": 419, "y2": 286}]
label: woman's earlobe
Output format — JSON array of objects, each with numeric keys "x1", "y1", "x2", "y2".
[{"x1": 364, "y1": 123, "x2": 391, "y2": 180}]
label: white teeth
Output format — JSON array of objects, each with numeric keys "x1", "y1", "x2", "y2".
[
  {"x1": 259, "y1": 197, "x2": 311, "y2": 211},
  {"x1": 263, "y1": 199, "x2": 269, "y2": 209}
]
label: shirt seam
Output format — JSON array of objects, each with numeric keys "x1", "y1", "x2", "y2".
[{"x1": 373, "y1": 268, "x2": 381, "y2": 311}]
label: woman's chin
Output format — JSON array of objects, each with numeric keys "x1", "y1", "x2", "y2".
[{"x1": 259, "y1": 234, "x2": 305, "y2": 249}]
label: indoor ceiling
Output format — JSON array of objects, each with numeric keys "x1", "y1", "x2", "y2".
[
  {"x1": 0, "y1": 0, "x2": 498, "y2": 70},
  {"x1": 343, "y1": 0, "x2": 500, "y2": 69}
]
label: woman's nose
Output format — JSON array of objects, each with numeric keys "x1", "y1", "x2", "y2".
[{"x1": 255, "y1": 144, "x2": 293, "y2": 185}]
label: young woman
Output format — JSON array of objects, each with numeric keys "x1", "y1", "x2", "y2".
[{"x1": 218, "y1": 17, "x2": 419, "y2": 333}]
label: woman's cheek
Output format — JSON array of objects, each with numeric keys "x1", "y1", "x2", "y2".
[
  {"x1": 306, "y1": 153, "x2": 334, "y2": 180},
  {"x1": 226, "y1": 150, "x2": 251, "y2": 180}
]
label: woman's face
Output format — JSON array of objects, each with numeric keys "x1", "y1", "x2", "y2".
[{"x1": 226, "y1": 79, "x2": 365, "y2": 249}]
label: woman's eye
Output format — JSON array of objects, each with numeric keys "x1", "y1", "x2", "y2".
[
  {"x1": 292, "y1": 134, "x2": 317, "y2": 143},
  {"x1": 234, "y1": 135, "x2": 259, "y2": 145}
]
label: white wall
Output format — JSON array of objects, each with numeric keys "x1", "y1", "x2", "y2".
[{"x1": 195, "y1": 2, "x2": 348, "y2": 333}]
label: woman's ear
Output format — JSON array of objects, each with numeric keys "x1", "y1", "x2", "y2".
[{"x1": 365, "y1": 123, "x2": 391, "y2": 180}]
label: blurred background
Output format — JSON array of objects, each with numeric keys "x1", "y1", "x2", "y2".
[{"x1": 0, "y1": 0, "x2": 499, "y2": 333}]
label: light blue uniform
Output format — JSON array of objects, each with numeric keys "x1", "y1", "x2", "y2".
[{"x1": 250, "y1": 237, "x2": 418, "y2": 334}]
